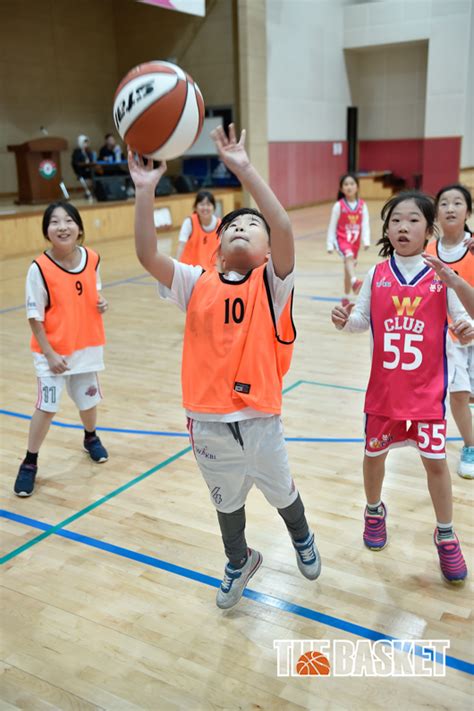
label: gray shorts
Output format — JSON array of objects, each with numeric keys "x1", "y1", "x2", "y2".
[{"x1": 187, "y1": 415, "x2": 299, "y2": 514}]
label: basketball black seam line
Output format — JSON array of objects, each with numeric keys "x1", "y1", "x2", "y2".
[{"x1": 124, "y1": 78, "x2": 189, "y2": 154}]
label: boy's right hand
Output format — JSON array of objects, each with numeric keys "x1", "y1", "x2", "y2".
[
  {"x1": 127, "y1": 148, "x2": 167, "y2": 191},
  {"x1": 46, "y1": 351, "x2": 70, "y2": 374},
  {"x1": 331, "y1": 303, "x2": 354, "y2": 330}
]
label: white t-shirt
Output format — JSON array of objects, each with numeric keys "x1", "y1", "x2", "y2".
[
  {"x1": 159, "y1": 257, "x2": 294, "y2": 422},
  {"x1": 326, "y1": 200, "x2": 371, "y2": 251},
  {"x1": 26, "y1": 246, "x2": 105, "y2": 376},
  {"x1": 178, "y1": 215, "x2": 219, "y2": 243},
  {"x1": 436, "y1": 232, "x2": 471, "y2": 263},
  {"x1": 344, "y1": 253, "x2": 472, "y2": 340}
]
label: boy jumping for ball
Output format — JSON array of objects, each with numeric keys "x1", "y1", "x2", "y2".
[{"x1": 128, "y1": 125, "x2": 321, "y2": 609}]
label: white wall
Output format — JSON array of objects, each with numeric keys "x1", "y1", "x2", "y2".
[
  {"x1": 461, "y1": 1, "x2": 474, "y2": 166},
  {"x1": 343, "y1": 0, "x2": 473, "y2": 165},
  {"x1": 266, "y1": 0, "x2": 353, "y2": 142}
]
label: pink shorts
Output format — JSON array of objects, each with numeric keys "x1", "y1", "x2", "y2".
[
  {"x1": 336, "y1": 236, "x2": 361, "y2": 259},
  {"x1": 365, "y1": 414, "x2": 447, "y2": 459}
]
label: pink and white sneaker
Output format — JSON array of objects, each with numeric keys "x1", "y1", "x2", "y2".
[{"x1": 363, "y1": 502, "x2": 387, "y2": 551}]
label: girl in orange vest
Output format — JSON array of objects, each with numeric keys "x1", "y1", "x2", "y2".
[
  {"x1": 176, "y1": 190, "x2": 221, "y2": 269},
  {"x1": 425, "y1": 184, "x2": 474, "y2": 478},
  {"x1": 129, "y1": 125, "x2": 321, "y2": 609},
  {"x1": 423, "y1": 251, "x2": 474, "y2": 317},
  {"x1": 14, "y1": 202, "x2": 109, "y2": 498}
]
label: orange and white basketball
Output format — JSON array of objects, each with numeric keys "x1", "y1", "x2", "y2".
[
  {"x1": 113, "y1": 60, "x2": 204, "y2": 160},
  {"x1": 296, "y1": 651, "x2": 331, "y2": 676}
]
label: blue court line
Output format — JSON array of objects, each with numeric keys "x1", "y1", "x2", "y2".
[
  {"x1": 0, "y1": 409, "x2": 188, "y2": 437},
  {"x1": 0, "y1": 273, "x2": 148, "y2": 315},
  {"x1": 1, "y1": 509, "x2": 471, "y2": 677},
  {"x1": 2, "y1": 411, "x2": 403, "y2": 443},
  {"x1": 0, "y1": 446, "x2": 191, "y2": 564},
  {"x1": 0, "y1": 230, "x2": 324, "y2": 315},
  {"x1": 0, "y1": 304, "x2": 26, "y2": 314}
]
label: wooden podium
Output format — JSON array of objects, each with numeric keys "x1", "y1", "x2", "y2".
[{"x1": 8, "y1": 137, "x2": 68, "y2": 204}]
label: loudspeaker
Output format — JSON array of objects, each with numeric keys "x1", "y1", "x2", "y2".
[
  {"x1": 93, "y1": 176, "x2": 128, "y2": 202},
  {"x1": 155, "y1": 175, "x2": 174, "y2": 196},
  {"x1": 347, "y1": 106, "x2": 358, "y2": 173},
  {"x1": 174, "y1": 175, "x2": 200, "y2": 193}
]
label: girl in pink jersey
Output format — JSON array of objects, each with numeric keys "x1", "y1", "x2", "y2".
[
  {"x1": 327, "y1": 173, "x2": 370, "y2": 306},
  {"x1": 331, "y1": 191, "x2": 471, "y2": 584}
]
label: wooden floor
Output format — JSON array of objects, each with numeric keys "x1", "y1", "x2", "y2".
[{"x1": 0, "y1": 202, "x2": 472, "y2": 710}]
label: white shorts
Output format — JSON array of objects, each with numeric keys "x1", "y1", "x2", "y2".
[
  {"x1": 35, "y1": 372, "x2": 103, "y2": 413},
  {"x1": 449, "y1": 344, "x2": 474, "y2": 395},
  {"x1": 187, "y1": 415, "x2": 298, "y2": 514}
]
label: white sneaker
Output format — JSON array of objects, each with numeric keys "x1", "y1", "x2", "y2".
[
  {"x1": 216, "y1": 548, "x2": 262, "y2": 609},
  {"x1": 293, "y1": 531, "x2": 321, "y2": 580},
  {"x1": 458, "y1": 446, "x2": 474, "y2": 479}
]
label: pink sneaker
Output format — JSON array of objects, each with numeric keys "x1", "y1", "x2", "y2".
[
  {"x1": 352, "y1": 278, "x2": 363, "y2": 294},
  {"x1": 434, "y1": 530, "x2": 467, "y2": 584},
  {"x1": 363, "y1": 502, "x2": 387, "y2": 550}
]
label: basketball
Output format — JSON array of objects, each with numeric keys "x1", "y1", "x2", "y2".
[
  {"x1": 296, "y1": 651, "x2": 331, "y2": 676},
  {"x1": 113, "y1": 60, "x2": 204, "y2": 161}
]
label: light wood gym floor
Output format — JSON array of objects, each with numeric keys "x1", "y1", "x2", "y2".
[{"x1": 1, "y1": 201, "x2": 472, "y2": 709}]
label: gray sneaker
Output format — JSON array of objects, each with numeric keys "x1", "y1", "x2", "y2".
[
  {"x1": 216, "y1": 548, "x2": 263, "y2": 609},
  {"x1": 293, "y1": 531, "x2": 321, "y2": 580}
]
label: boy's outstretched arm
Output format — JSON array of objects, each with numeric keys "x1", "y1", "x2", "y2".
[
  {"x1": 211, "y1": 124, "x2": 294, "y2": 279},
  {"x1": 128, "y1": 149, "x2": 175, "y2": 288}
]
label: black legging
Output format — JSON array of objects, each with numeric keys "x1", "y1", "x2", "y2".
[{"x1": 216, "y1": 493, "x2": 309, "y2": 568}]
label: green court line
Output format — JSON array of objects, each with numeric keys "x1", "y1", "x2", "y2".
[
  {"x1": 300, "y1": 380, "x2": 366, "y2": 393},
  {"x1": 1, "y1": 445, "x2": 192, "y2": 565},
  {"x1": 1, "y1": 378, "x2": 362, "y2": 564},
  {"x1": 281, "y1": 379, "x2": 304, "y2": 394}
]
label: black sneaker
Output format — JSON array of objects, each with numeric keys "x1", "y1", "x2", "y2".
[
  {"x1": 14, "y1": 463, "x2": 38, "y2": 497},
  {"x1": 84, "y1": 435, "x2": 108, "y2": 463}
]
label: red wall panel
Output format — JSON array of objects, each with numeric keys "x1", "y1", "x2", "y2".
[
  {"x1": 269, "y1": 141, "x2": 347, "y2": 208},
  {"x1": 421, "y1": 137, "x2": 462, "y2": 195},
  {"x1": 359, "y1": 137, "x2": 461, "y2": 193},
  {"x1": 269, "y1": 137, "x2": 461, "y2": 209}
]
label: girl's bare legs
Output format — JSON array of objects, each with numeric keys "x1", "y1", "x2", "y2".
[
  {"x1": 343, "y1": 256, "x2": 356, "y2": 295},
  {"x1": 420, "y1": 456, "x2": 453, "y2": 524},
  {"x1": 27, "y1": 409, "x2": 55, "y2": 452},
  {"x1": 450, "y1": 391, "x2": 473, "y2": 447},
  {"x1": 79, "y1": 405, "x2": 97, "y2": 433},
  {"x1": 363, "y1": 452, "x2": 388, "y2": 505}
]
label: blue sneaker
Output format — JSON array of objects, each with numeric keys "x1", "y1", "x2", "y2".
[
  {"x1": 293, "y1": 531, "x2": 321, "y2": 580},
  {"x1": 216, "y1": 549, "x2": 262, "y2": 609},
  {"x1": 458, "y1": 446, "x2": 474, "y2": 479},
  {"x1": 84, "y1": 436, "x2": 108, "y2": 463},
  {"x1": 14, "y1": 462, "x2": 37, "y2": 497}
]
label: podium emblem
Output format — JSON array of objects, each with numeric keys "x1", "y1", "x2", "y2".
[{"x1": 39, "y1": 160, "x2": 57, "y2": 180}]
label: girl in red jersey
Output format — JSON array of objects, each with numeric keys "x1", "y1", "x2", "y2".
[
  {"x1": 327, "y1": 173, "x2": 370, "y2": 306},
  {"x1": 14, "y1": 202, "x2": 109, "y2": 498},
  {"x1": 331, "y1": 191, "x2": 472, "y2": 584},
  {"x1": 176, "y1": 190, "x2": 221, "y2": 270},
  {"x1": 425, "y1": 184, "x2": 473, "y2": 478},
  {"x1": 129, "y1": 125, "x2": 320, "y2": 609}
]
